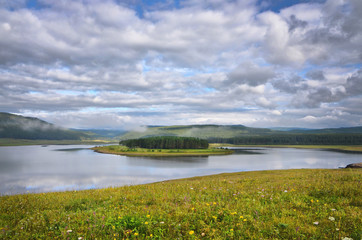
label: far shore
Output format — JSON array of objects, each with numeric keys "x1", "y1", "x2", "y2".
[
  {"x1": 209, "y1": 143, "x2": 362, "y2": 153},
  {"x1": 1, "y1": 139, "x2": 361, "y2": 154}
]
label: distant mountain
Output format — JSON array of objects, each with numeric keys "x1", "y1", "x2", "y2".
[
  {"x1": 0, "y1": 112, "x2": 88, "y2": 140},
  {"x1": 74, "y1": 129, "x2": 127, "y2": 140},
  {"x1": 288, "y1": 126, "x2": 362, "y2": 134},
  {"x1": 119, "y1": 124, "x2": 281, "y2": 140}
]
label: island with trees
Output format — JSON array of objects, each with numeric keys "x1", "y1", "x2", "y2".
[{"x1": 93, "y1": 136, "x2": 233, "y2": 156}]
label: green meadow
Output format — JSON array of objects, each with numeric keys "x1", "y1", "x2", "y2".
[
  {"x1": 93, "y1": 145, "x2": 233, "y2": 156},
  {"x1": 210, "y1": 144, "x2": 362, "y2": 153},
  {"x1": 1, "y1": 169, "x2": 361, "y2": 239},
  {"x1": 0, "y1": 139, "x2": 117, "y2": 147}
]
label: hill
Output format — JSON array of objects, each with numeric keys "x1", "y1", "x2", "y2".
[
  {"x1": 74, "y1": 129, "x2": 127, "y2": 140},
  {"x1": 0, "y1": 112, "x2": 88, "y2": 140},
  {"x1": 289, "y1": 126, "x2": 362, "y2": 134},
  {"x1": 119, "y1": 124, "x2": 362, "y2": 145},
  {"x1": 118, "y1": 124, "x2": 280, "y2": 140}
]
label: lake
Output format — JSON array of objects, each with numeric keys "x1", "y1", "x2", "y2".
[{"x1": 0, "y1": 145, "x2": 360, "y2": 195}]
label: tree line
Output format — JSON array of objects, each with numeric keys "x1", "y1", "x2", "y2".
[
  {"x1": 208, "y1": 134, "x2": 362, "y2": 145},
  {"x1": 120, "y1": 136, "x2": 209, "y2": 149}
]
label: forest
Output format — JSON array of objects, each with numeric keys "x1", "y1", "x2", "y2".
[
  {"x1": 120, "y1": 136, "x2": 209, "y2": 149},
  {"x1": 208, "y1": 134, "x2": 362, "y2": 145}
]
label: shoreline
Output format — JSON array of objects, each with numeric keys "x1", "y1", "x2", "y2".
[
  {"x1": 92, "y1": 146, "x2": 234, "y2": 157},
  {"x1": 209, "y1": 143, "x2": 362, "y2": 153}
]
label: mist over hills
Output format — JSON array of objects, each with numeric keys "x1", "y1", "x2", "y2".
[
  {"x1": 118, "y1": 124, "x2": 280, "y2": 140},
  {"x1": 1, "y1": 112, "x2": 362, "y2": 145},
  {"x1": 0, "y1": 112, "x2": 88, "y2": 140}
]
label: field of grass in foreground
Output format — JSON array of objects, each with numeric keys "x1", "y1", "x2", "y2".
[
  {"x1": 1, "y1": 169, "x2": 361, "y2": 239},
  {"x1": 93, "y1": 145, "x2": 233, "y2": 156}
]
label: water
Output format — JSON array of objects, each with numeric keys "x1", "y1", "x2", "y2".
[{"x1": 0, "y1": 145, "x2": 360, "y2": 195}]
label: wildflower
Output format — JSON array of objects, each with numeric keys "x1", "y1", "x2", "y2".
[
  {"x1": 213, "y1": 202, "x2": 217, "y2": 205},
  {"x1": 160, "y1": 221, "x2": 164, "y2": 224},
  {"x1": 239, "y1": 215, "x2": 243, "y2": 219},
  {"x1": 331, "y1": 208, "x2": 336, "y2": 211},
  {"x1": 328, "y1": 216, "x2": 335, "y2": 221},
  {"x1": 231, "y1": 212, "x2": 237, "y2": 215},
  {"x1": 336, "y1": 228, "x2": 339, "y2": 231},
  {"x1": 201, "y1": 233, "x2": 205, "y2": 236},
  {"x1": 146, "y1": 214, "x2": 150, "y2": 218},
  {"x1": 150, "y1": 234, "x2": 153, "y2": 237},
  {"x1": 284, "y1": 190, "x2": 288, "y2": 192},
  {"x1": 212, "y1": 216, "x2": 217, "y2": 220},
  {"x1": 78, "y1": 237, "x2": 83, "y2": 240},
  {"x1": 311, "y1": 199, "x2": 314, "y2": 203},
  {"x1": 313, "y1": 222, "x2": 319, "y2": 225},
  {"x1": 134, "y1": 232, "x2": 139, "y2": 236},
  {"x1": 189, "y1": 230, "x2": 194, "y2": 235},
  {"x1": 243, "y1": 219, "x2": 247, "y2": 222},
  {"x1": 67, "y1": 230, "x2": 72, "y2": 233},
  {"x1": 112, "y1": 225, "x2": 115, "y2": 230},
  {"x1": 230, "y1": 229, "x2": 234, "y2": 232},
  {"x1": 145, "y1": 222, "x2": 148, "y2": 225}
]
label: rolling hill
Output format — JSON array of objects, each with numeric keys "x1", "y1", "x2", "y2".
[
  {"x1": 0, "y1": 112, "x2": 88, "y2": 140},
  {"x1": 118, "y1": 124, "x2": 283, "y2": 140},
  {"x1": 1, "y1": 112, "x2": 361, "y2": 145}
]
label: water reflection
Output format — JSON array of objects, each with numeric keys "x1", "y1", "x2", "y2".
[
  {"x1": 125, "y1": 156, "x2": 209, "y2": 168},
  {"x1": 0, "y1": 145, "x2": 361, "y2": 195}
]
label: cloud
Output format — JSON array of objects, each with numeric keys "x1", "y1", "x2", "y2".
[
  {"x1": 227, "y1": 62, "x2": 275, "y2": 86},
  {"x1": 0, "y1": 0, "x2": 361, "y2": 129}
]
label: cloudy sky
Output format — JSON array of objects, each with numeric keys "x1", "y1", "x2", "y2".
[{"x1": 0, "y1": 0, "x2": 361, "y2": 129}]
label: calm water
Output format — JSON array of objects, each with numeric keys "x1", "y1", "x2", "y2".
[{"x1": 0, "y1": 145, "x2": 360, "y2": 195}]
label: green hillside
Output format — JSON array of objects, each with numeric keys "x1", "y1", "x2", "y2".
[
  {"x1": 290, "y1": 126, "x2": 362, "y2": 134},
  {"x1": 118, "y1": 125, "x2": 280, "y2": 140},
  {"x1": 0, "y1": 112, "x2": 87, "y2": 140},
  {"x1": 119, "y1": 124, "x2": 362, "y2": 145}
]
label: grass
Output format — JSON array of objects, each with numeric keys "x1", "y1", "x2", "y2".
[
  {"x1": 92, "y1": 145, "x2": 234, "y2": 156},
  {"x1": 0, "y1": 139, "x2": 117, "y2": 146},
  {"x1": 0, "y1": 169, "x2": 361, "y2": 239},
  {"x1": 210, "y1": 143, "x2": 362, "y2": 153}
]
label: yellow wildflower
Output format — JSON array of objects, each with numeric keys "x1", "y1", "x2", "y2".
[{"x1": 189, "y1": 230, "x2": 194, "y2": 235}]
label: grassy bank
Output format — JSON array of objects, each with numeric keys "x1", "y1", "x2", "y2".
[
  {"x1": 0, "y1": 139, "x2": 117, "y2": 146},
  {"x1": 1, "y1": 169, "x2": 361, "y2": 239},
  {"x1": 93, "y1": 145, "x2": 233, "y2": 156},
  {"x1": 210, "y1": 143, "x2": 362, "y2": 153}
]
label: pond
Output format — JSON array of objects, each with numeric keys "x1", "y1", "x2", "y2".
[{"x1": 0, "y1": 145, "x2": 360, "y2": 195}]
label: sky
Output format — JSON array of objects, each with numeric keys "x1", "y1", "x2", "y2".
[{"x1": 0, "y1": 0, "x2": 361, "y2": 130}]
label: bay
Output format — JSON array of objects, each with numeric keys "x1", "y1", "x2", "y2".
[{"x1": 0, "y1": 145, "x2": 360, "y2": 195}]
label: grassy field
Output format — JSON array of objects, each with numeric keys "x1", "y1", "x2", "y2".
[
  {"x1": 210, "y1": 143, "x2": 362, "y2": 153},
  {"x1": 0, "y1": 139, "x2": 117, "y2": 146},
  {"x1": 93, "y1": 145, "x2": 234, "y2": 156},
  {"x1": 0, "y1": 169, "x2": 361, "y2": 239}
]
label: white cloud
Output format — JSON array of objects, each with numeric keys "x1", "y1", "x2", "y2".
[{"x1": 0, "y1": 0, "x2": 361, "y2": 129}]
